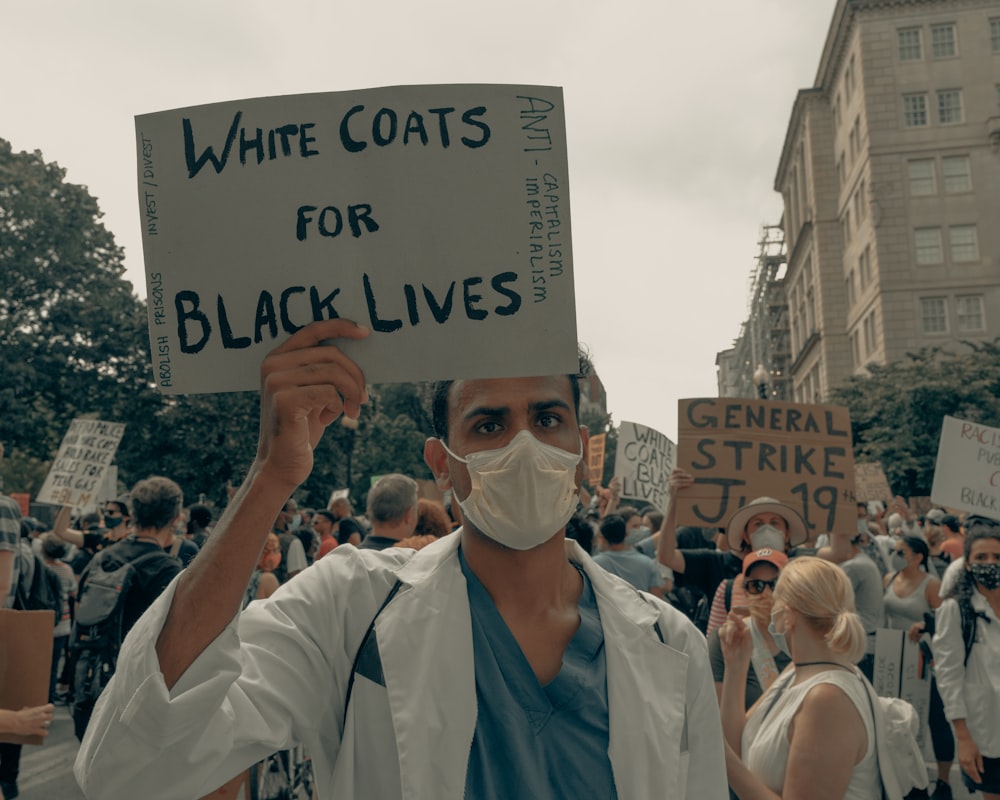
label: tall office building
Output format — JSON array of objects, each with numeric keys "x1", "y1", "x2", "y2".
[{"x1": 726, "y1": 0, "x2": 1000, "y2": 402}]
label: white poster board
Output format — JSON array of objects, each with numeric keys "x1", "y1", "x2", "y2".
[
  {"x1": 614, "y1": 421, "x2": 675, "y2": 509},
  {"x1": 36, "y1": 419, "x2": 126, "y2": 512},
  {"x1": 931, "y1": 415, "x2": 1000, "y2": 518},
  {"x1": 137, "y1": 84, "x2": 577, "y2": 393},
  {"x1": 873, "y1": 628, "x2": 931, "y2": 747}
]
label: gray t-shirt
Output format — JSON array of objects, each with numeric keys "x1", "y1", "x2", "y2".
[
  {"x1": 593, "y1": 549, "x2": 664, "y2": 593},
  {"x1": 839, "y1": 551, "x2": 885, "y2": 653}
]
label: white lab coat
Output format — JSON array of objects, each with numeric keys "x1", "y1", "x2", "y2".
[{"x1": 75, "y1": 533, "x2": 727, "y2": 799}]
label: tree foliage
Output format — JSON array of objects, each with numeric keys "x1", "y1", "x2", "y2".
[
  {"x1": 0, "y1": 139, "x2": 440, "y2": 510},
  {"x1": 829, "y1": 341, "x2": 1000, "y2": 497},
  {"x1": 0, "y1": 139, "x2": 154, "y2": 476}
]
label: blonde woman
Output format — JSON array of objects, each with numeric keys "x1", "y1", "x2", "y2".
[{"x1": 720, "y1": 557, "x2": 880, "y2": 800}]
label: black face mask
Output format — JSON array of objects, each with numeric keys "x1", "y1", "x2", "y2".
[
  {"x1": 969, "y1": 562, "x2": 1000, "y2": 591},
  {"x1": 105, "y1": 516, "x2": 123, "y2": 529}
]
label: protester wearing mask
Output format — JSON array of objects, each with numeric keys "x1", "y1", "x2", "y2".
[
  {"x1": 933, "y1": 517, "x2": 1000, "y2": 799},
  {"x1": 883, "y1": 535, "x2": 952, "y2": 799},
  {"x1": 720, "y1": 557, "x2": 881, "y2": 799},
  {"x1": 76, "y1": 321, "x2": 726, "y2": 800},
  {"x1": 708, "y1": 548, "x2": 791, "y2": 709},
  {"x1": 659, "y1": 487, "x2": 807, "y2": 633}
]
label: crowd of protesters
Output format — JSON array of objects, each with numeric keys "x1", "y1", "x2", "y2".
[{"x1": 1, "y1": 327, "x2": 998, "y2": 799}]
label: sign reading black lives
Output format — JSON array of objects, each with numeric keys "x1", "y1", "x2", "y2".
[
  {"x1": 136, "y1": 84, "x2": 577, "y2": 394},
  {"x1": 676, "y1": 398, "x2": 856, "y2": 539}
]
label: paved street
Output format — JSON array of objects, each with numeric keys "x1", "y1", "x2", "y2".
[
  {"x1": 17, "y1": 704, "x2": 84, "y2": 800},
  {"x1": 11, "y1": 702, "x2": 986, "y2": 800}
]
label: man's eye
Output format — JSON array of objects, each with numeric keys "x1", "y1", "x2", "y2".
[
  {"x1": 538, "y1": 413, "x2": 561, "y2": 428},
  {"x1": 475, "y1": 421, "x2": 502, "y2": 434}
]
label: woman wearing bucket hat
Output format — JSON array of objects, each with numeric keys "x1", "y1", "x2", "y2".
[{"x1": 658, "y1": 468, "x2": 809, "y2": 631}]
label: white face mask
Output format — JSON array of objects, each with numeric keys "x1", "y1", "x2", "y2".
[
  {"x1": 442, "y1": 429, "x2": 582, "y2": 550},
  {"x1": 749, "y1": 524, "x2": 786, "y2": 552}
]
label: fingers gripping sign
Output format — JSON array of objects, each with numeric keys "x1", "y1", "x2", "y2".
[{"x1": 257, "y1": 319, "x2": 370, "y2": 489}]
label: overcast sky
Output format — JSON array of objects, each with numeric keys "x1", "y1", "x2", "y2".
[{"x1": 4, "y1": 0, "x2": 836, "y2": 442}]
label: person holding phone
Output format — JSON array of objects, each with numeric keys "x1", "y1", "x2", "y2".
[{"x1": 708, "y1": 548, "x2": 791, "y2": 708}]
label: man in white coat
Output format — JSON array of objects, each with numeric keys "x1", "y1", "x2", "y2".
[{"x1": 75, "y1": 319, "x2": 727, "y2": 799}]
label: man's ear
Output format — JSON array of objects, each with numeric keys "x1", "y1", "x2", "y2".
[{"x1": 424, "y1": 438, "x2": 452, "y2": 490}]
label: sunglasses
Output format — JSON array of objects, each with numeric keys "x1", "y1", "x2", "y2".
[{"x1": 745, "y1": 578, "x2": 778, "y2": 595}]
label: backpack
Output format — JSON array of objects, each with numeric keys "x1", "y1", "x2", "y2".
[
  {"x1": 666, "y1": 585, "x2": 710, "y2": 633},
  {"x1": 71, "y1": 550, "x2": 169, "y2": 704},
  {"x1": 959, "y1": 598, "x2": 989, "y2": 666},
  {"x1": 14, "y1": 552, "x2": 63, "y2": 625}
]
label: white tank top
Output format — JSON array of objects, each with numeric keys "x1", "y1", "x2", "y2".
[{"x1": 742, "y1": 668, "x2": 880, "y2": 798}]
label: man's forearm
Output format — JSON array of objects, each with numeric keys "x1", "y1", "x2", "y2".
[{"x1": 155, "y1": 464, "x2": 291, "y2": 688}]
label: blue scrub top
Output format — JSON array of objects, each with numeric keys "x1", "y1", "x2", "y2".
[{"x1": 460, "y1": 547, "x2": 617, "y2": 799}]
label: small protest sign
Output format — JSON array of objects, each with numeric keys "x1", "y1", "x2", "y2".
[
  {"x1": 36, "y1": 419, "x2": 126, "y2": 512},
  {"x1": 587, "y1": 433, "x2": 606, "y2": 486},
  {"x1": 614, "y1": 422, "x2": 675, "y2": 510},
  {"x1": 931, "y1": 415, "x2": 1000, "y2": 519},
  {"x1": 137, "y1": 84, "x2": 577, "y2": 393},
  {"x1": 853, "y1": 462, "x2": 891, "y2": 504},
  {"x1": 676, "y1": 398, "x2": 855, "y2": 538},
  {"x1": 873, "y1": 628, "x2": 931, "y2": 746}
]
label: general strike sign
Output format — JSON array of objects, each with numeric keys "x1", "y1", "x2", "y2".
[
  {"x1": 136, "y1": 84, "x2": 577, "y2": 393},
  {"x1": 676, "y1": 398, "x2": 855, "y2": 538}
]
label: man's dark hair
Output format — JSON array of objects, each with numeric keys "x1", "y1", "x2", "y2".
[
  {"x1": 130, "y1": 476, "x2": 183, "y2": 531},
  {"x1": 565, "y1": 513, "x2": 595, "y2": 554},
  {"x1": 430, "y1": 348, "x2": 593, "y2": 441},
  {"x1": 188, "y1": 503, "x2": 212, "y2": 529},
  {"x1": 315, "y1": 509, "x2": 337, "y2": 525},
  {"x1": 81, "y1": 512, "x2": 103, "y2": 531},
  {"x1": 600, "y1": 514, "x2": 627, "y2": 545},
  {"x1": 941, "y1": 514, "x2": 961, "y2": 534}
]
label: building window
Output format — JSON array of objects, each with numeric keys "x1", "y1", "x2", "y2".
[
  {"x1": 843, "y1": 208, "x2": 852, "y2": 245},
  {"x1": 937, "y1": 90, "x2": 963, "y2": 124},
  {"x1": 949, "y1": 225, "x2": 979, "y2": 262},
  {"x1": 942, "y1": 156, "x2": 971, "y2": 192},
  {"x1": 992, "y1": 19, "x2": 1000, "y2": 52},
  {"x1": 863, "y1": 311, "x2": 877, "y2": 356},
  {"x1": 921, "y1": 297, "x2": 948, "y2": 334},
  {"x1": 915, "y1": 228, "x2": 943, "y2": 265},
  {"x1": 851, "y1": 330, "x2": 861, "y2": 369},
  {"x1": 904, "y1": 93, "x2": 928, "y2": 127},
  {"x1": 898, "y1": 27, "x2": 922, "y2": 60},
  {"x1": 847, "y1": 270, "x2": 856, "y2": 307},
  {"x1": 857, "y1": 178, "x2": 867, "y2": 220},
  {"x1": 908, "y1": 160, "x2": 935, "y2": 195},
  {"x1": 957, "y1": 296, "x2": 985, "y2": 332},
  {"x1": 931, "y1": 23, "x2": 957, "y2": 58},
  {"x1": 860, "y1": 244, "x2": 872, "y2": 286}
]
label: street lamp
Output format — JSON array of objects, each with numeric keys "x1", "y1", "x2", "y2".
[{"x1": 753, "y1": 364, "x2": 769, "y2": 399}]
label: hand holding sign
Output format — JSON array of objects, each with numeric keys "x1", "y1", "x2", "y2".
[{"x1": 255, "y1": 319, "x2": 370, "y2": 493}]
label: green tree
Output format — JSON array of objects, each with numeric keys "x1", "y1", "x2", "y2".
[
  {"x1": 829, "y1": 341, "x2": 1000, "y2": 497},
  {"x1": 0, "y1": 139, "x2": 153, "y2": 492}
]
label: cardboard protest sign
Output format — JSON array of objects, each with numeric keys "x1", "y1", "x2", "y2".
[
  {"x1": 676, "y1": 398, "x2": 855, "y2": 539},
  {"x1": 853, "y1": 462, "x2": 891, "y2": 503},
  {"x1": 36, "y1": 419, "x2": 126, "y2": 512},
  {"x1": 0, "y1": 610, "x2": 53, "y2": 746},
  {"x1": 587, "y1": 433, "x2": 606, "y2": 486},
  {"x1": 931, "y1": 415, "x2": 1000, "y2": 519},
  {"x1": 873, "y1": 628, "x2": 931, "y2": 746},
  {"x1": 614, "y1": 422, "x2": 675, "y2": 510},
  {"x1": 137, "y1": 85, "x2": 577, "y2": 393}
]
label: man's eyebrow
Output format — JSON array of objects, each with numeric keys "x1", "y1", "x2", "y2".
[
  {"x1": 462, "y1": 405, "x2": 509, "y2": 421},
  {"x1": 530, "y1": 399, "x2": 572, "y2": 413}
]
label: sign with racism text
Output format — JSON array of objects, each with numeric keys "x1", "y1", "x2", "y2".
[
  {"x1": 587, "y1": 433, "x2": 606, "y2": 486},
  {"x1": 931, "y1": 415, "x2": 1000, "y2": 519},
  {"x1": 137, "y1": 85, "x2": 577, "y2": 393},
  {"x1": 36, "y1": 419, "x2": 126, "y2": 512},
  {"x1": 873, "y1": 628, "x2": 930, "y2": 746},
  {"x1": 614, "y1": 422, "x2": 675, "y2": 510},
  {"x1": 854, "y1": 462, "x2": 892, "y2": 504},
  {"x1": 676, "y1": 398, "x2": 855, "y2": 539}
]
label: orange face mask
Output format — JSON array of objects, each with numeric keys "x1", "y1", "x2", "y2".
[{"x1": 258, "y1": 534, "x2": 281, "y2": 572}]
